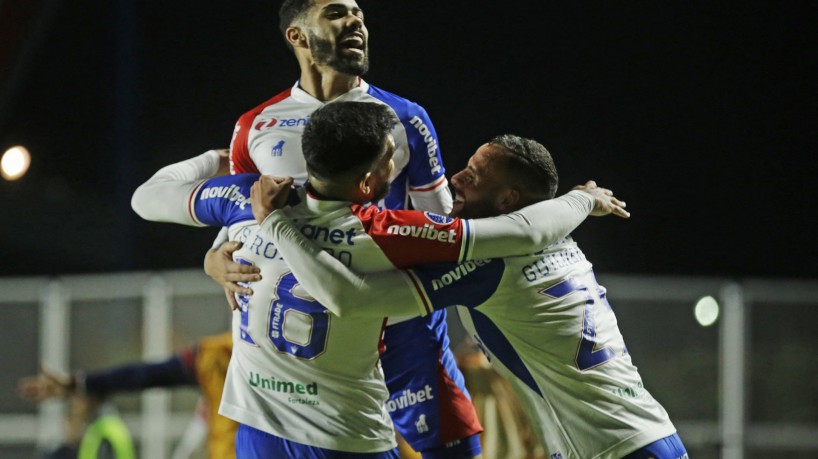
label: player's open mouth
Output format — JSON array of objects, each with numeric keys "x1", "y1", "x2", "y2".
[{"x1": 340, "y1": 33, "x2": 365, "y2": 54}]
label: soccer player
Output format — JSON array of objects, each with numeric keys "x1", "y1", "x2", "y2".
[
  {"x1": 251, "y1": 134, "x2": 689, "y2": 459},
  {"x1": 131, "y1": 102, "x2": 628, "y2": 458},
  {"x1": 18, "y1": 332, "x2": 236, "y2": 459},
  {"x1": 204, "y1": 1, "x2": 477, "y2": 455}
]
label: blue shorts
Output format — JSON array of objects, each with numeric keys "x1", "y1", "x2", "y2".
[
  {"x1": 621, "y1": 433, "x2": 688, "y2": 459},
  {"x1": 381, "y1": 310, "x2": 482, "y2": 454},
  {"x1": 235, "y1": 424, "x2": 400, "y2": 459}
]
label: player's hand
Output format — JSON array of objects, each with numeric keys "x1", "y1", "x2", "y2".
[
  {"x1": 204, "y1": 242, "x2": 261, "y2": 311},
  {"x1": 215, "y1": 148, "x2": 231, "y2": 176},
  {"x1": 572, "y1": 180, "x2": 630, "y2": 218},
  {"x1": 250, "y1": 175, "x2": 294, "y2": 224},
  {"x1": 18, "y1": 365, "x2": 76, "y2": 403}
]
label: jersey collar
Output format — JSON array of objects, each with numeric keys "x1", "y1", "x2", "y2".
[{"x1": 290, "y1": 79, "x2": 370, "y2": 104}]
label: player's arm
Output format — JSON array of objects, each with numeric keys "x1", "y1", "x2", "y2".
[
  {"x1": 253, "y1": 181, "x2": 627, "y2": 317},
  {"x1": 404, "y1": 105, "x2": 453, "y2": 214},
  {"x1": 131, "y1": 149, "x2": 223, "y2": 225},
  {"x1": 468, "y1": 181, "x2": 629, "y2": 260},
  {"x1": 259, "y1": 210, "x2": 427, "y2": 318},
  {"x1": 18, "y1": 349, "x2": 198, "y2": 402}
]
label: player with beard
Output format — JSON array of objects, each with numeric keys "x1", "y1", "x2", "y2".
[
  {"x1": 205, "y1": 1, "x2": 482, "y2": 457},
  {"x1": 132, "y1": 102, "x2": 628, "y2": 458},
  {"x1": 251, "y1": 135, "x2": 688, "y2": 459}
]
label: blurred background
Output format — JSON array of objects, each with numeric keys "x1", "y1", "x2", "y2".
[{"x1": 1, "y1": 1, "x2": 816, "y2": 458}]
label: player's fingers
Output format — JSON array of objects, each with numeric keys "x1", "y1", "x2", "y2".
[
  {"x1": 585, "y1": 180, "x2": 597, "y2": 188},
  {"x1": 225, "y1": 272, "x2": 261, "y2": 283},
  {"x1": 224, "y1": 280, "x2": 253, "y2": 295},
  {"x1": 226, "y1": 262, "x2": 259, "y2": 273},
  {"x1": 220, "y1": 241, "x2": 243, "y2": 254},
  {"x1": 612, "y1": 206, "x2": 631, "y2": 218},
  {"x1": 224, "y1": 289, "x2": 240, "y2": 311},
  {"x1": 610, "y1": 197, "x2": 626, "y2": 208}
]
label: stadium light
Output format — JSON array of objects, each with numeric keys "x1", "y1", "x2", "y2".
[
  {"x1": 1, "y1": 145, "x2": 31, "y2": 181},
  {"x1": 694, "y1": 295, "x2": 719, "y2": 327}
]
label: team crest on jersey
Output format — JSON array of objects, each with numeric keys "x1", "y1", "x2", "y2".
[
  {"x1": 423, "y1": 211, "x2": 453, "y2": 225},
  {"x1": 272, "y1": 140, "x2": 285, "y2": 157},
  {"x1": 550, "y1": 452, "x2": 563, "y2": 459}
]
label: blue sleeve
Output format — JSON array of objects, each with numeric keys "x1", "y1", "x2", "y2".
[
  {"x1": 192, "y1": 173, "x2": 258, "y2": 227},
  {"x1": 368, "y1": 86, "x2": 446, "y2": 187},
  {"x1": 410, "y1": 259, "x2": 505, "y2": 310},
  {"x1": 83, "y1": 353, "x2": 197, "y2": 395}
]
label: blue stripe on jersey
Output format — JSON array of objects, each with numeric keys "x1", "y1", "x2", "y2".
[
  {"x1": 411, "y1": 260, "x2": 504, "y2": 310},
  {"x1": 411, "y1": 260, "x2": 543, "y2": 397},
  {"x1": 461, "y1": 308, "x2": 543, "y2": 397},
  {"x1": 192, "y1": 173, "x2": 258, "y2": 227}
]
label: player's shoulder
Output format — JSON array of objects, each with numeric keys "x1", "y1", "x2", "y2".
[
  {"x1": 236, "y1": 87, "x2": 294, "y2": 123},
  {"x1": 365, "y1": 84, "x2": 430, "y2": 122}
]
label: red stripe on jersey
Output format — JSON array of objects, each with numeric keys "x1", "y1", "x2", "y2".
[
  {"x1": 377, "y1": 317, "x2": 388, "y2": 357},
  {"x1": 406, "y1": 271, "x2": 432, "y2": 315},
  {"x1": 188, "y1": 179, "x2": 208, "y2": 225},
  {"x1": 229, "y1": 88, "x2": 292, "y2": 175},
  {"x1": 351, "y1": 205, "x2": 464, "y2": 268},
  {"x1": 436, "y1": 350, "x2": 484, "y2": 442},
  {"x1": 409, "y1": 176, "x2": 447, "y2": 192}
]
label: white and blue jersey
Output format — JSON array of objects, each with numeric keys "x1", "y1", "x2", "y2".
[
  {"x1": 227, "y1": 80, "x2": 482, "y2": 452},
  {"x1": 229, "y1": 79, "x2": 451, "y2": 213},
  {"x1": 404, "y1": 238, "x2": 679, "y2": 459},
  {"x1": 187, "y1": 173, "x2": 481, "y2": 454}
]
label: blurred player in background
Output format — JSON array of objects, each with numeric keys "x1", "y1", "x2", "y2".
[
  {"x1": 18, "y1": 332, "x2": 236, "y2": 459},
  {"x1": 132, "y1": 101, "x2": 625, "y2": 457},
  {"x1": 202, "y1": 0, "x2": 480, "y2": 456},
  {"x1": 253, "y1": 134, "x2": 687, "y2": 459}
]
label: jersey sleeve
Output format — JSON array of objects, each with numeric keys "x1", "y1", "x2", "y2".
[
  {"x1": 405, "y1": 260, "x2": 506, "y2": 314},
  {"x1": 191, "y1": 174, "x2": 257, "y2": 228},
  {"x1": 353, "y1": 206, "x2": 473, "y2": 267},
  {"x1": 403, "y1": 105, "x2": 453, "y2": 214},
  {"x1": 132, "y1": 150, "x2": 220, "y2": 226}
]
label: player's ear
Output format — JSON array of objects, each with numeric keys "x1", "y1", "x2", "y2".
[
  {"x1": 359, "y1": 172, "x2": 372, "y2": 196},
  {"x1": 496, "y1": 188, "x2": 520, "y2": 214},
  {"x1": 286, "y1": 27, "x2": 308, "y2": 49}
]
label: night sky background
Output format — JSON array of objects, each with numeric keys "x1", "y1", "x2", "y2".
[{"x1": 1, "y1": 0, "x2": 815, "y2": 279}]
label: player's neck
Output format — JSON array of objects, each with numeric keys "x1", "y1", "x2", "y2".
[
  {"x1": 298, "y1": 65, "x2": 359, "y2": 101},
  {"x1": 307, "y1": 180, "x2": 364, "y2": 204}
]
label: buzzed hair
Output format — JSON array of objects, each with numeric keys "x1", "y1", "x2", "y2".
[
  {"x1": 302, "y1": 101, "x2": 397, "y2": 180},
  {"x1": 279, "y1": 0, "x2": 315, "y2": 50},
  {"x1": 489, "y1": 134, "x2": 559, "y2": 200}
]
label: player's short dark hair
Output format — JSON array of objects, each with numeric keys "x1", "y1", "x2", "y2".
[
  {"x1": 302, "y1": 101, "x2": 397, "y2": 180},
  {"x1": 279, "y1": 0, "x2": 315, "y2": 51},
  {"x1": 489, "y1": 134, "x2": 559, "y2": 200}
]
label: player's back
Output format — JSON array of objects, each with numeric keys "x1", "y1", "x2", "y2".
[
  {"x1": 219, "y1": 190, "x2": 412, "y2": 454},
  {"x1": 414, "y1": 237, "x2": 677, "y2": 458}
]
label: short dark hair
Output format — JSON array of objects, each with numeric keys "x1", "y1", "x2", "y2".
[
  {"x1": 489, "y1": 134, "x2": 559, "y2": 200},
  {"x1": 302, "y1": 101, "x2": 397, "y2": 180},
  {"x1": 279, "y1": 0, "x2": 314, "y2": 51}
]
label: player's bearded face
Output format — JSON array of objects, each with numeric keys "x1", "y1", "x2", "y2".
[
  {"x1": 450, "y1": 146, "x2": 508, "y2": 219},
  {"x1": 307, "y1": 28, "x2": 369, "y2": 76}
]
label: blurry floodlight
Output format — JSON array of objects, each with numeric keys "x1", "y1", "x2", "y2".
[
  {"x1": 2, "y1": 146, "x2": 31, "y2": 181},
  {"x1": 694, "y1": 295, "x2": 719, "y2": 327}
]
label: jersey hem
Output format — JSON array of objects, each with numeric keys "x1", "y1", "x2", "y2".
[
  {"x1": 591, "y1": 423, "x2": 677, "y2": 459},
  {"x1": 219, "y1": 401, "x2": 398, "y2": 453}
]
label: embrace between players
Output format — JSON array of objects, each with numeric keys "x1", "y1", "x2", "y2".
[{"x1": 131, "y1": 0, "x2": 688, "y2": 458}]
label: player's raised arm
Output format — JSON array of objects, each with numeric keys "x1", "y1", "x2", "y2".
[
  {"x1": 256, "y1": 182, "x2": 629, "y2": 318},
  {"x1": 467, "y1": 182, "x2": 628, "y2": 261}
]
